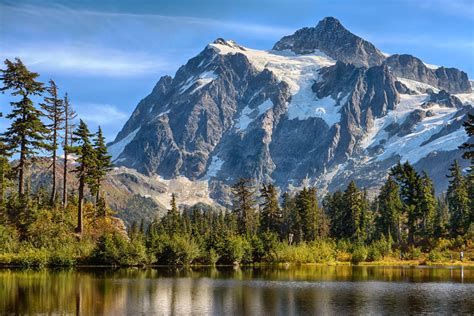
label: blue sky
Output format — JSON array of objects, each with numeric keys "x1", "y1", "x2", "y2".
[{"x1": 1, "y1": 0, "x2": 473, "y2": 142}]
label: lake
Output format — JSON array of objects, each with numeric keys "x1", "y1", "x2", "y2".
[{"x1": 1, "y1": 265, "x2": 473, "y2": 315}]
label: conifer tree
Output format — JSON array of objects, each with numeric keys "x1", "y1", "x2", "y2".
[
  {"x1": 459, "y1": 113, "x2": 473, "y2": 164},
  {"x1": 61, "y1": 93, "x2": 76, "y2": 209},
  {"x1": 90, "y1": 126, "x2": 112, "y2": 214},
  {"x1": 259, "y1": 183, "x2": 281, "y2": 234},
  {"x1": 71, "y1": 120, "x2": 95, "y2": 234},
  {"x1": 232, "y1": 178, "x2": 258, "y2": 236},
  {"x1": 281, "y1": 192, "x2": 295, "y2": 240},
  {"x1": 446, "y1": 160, "x2": 469, "y2": 236},
  {"x1": 323, "y1": 190, "x2": 345, "y2": 238},
  {"x1": 419, "y1": 172, "x2": 437, "y2": 239},
  {"x1": 376, "y1": 176, "x2": 405, "y2": 242},
  {"x1": 41, "y1": 79, "x2": 64, "y2": 205},
  {"x1": 0, "y1": 58, "x2": 46, "y2": 197},
  {"x1": 390, "y1": 161, "x2": 422, "y2": 244},
  {"x1": 343, "y1": 181, "x2": 366, "y2": 241}
]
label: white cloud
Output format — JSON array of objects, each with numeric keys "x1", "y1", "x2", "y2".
[
  {"x1": 1, "y1": 42, "x2": 174, "y2": 77},
  {"x1": 75, "y1": 102, "x2": 129, "y2": 126},
  {"x1": 3, "y1": 3, "x2": 293, "y2": 38}
]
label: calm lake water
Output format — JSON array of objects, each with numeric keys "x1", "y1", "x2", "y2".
[{"x1": 0, "y1": 266, "x2": 473, "y2": 315}]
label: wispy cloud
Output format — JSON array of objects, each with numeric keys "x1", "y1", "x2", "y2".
[
  {"x1": 2, "y1": 3, "x2": 293, "y2": 38},
  {"x1": 1, "y1": 42, "x2": 174, "y2": 77},
  {"x1": 75, "y1": 103, "x2": 129, "y2": 127}
]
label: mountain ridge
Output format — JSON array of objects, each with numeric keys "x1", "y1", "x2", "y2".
[{"x1": 108, "y1": 16, "x2": 473, "y2": 206}]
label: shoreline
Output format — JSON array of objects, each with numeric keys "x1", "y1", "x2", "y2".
[{"x1": 1, "y1": 261, "x2": 473, "y2": 269}]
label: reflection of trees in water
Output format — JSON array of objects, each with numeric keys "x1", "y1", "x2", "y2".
[{"x1": 0, "y1": 267, "x2": 473, "y2": 314}]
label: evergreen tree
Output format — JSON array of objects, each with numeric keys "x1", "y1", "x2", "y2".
[
  {"x1": 459, "y1": 113, "x2": 473, "y2": 164},
  {"x1": 323, "y1": 190, "x2": 345, "y2": 239},
  {"x1": 376, "y1": 176, "x2": 405, "y2": 242},
  {"x1": 70, "y1": 120, "x2": 95, "y2": 234},
  {"x1": 418, "y1": 172, "x2": 437, "y2": 239},
  {"x1": 446, "y1": 160, "x2": 469, "y2": 236},
  {"x1": 0, "y1": 58, "x2": 46, "y2": 197},
  {"x1": 61, "y1": 93, "x2": 76, "y2": 209},
  {"x1": 343, "y1": 181, "x2": 366, "y2": 241},
  {"x1": 40, "y1": 79, "x2": 64, "y2": 205},
  {"x1": 280, "y1": 192, "x2": 294, "y2": 241},
  {"x1": 295, "y1": 187, "x2": 320, "y2": 241},
  {"x1": 390, "y1": 161, "x2": 422, "y2": 244},
  {"x1": 434, "y1": 194, "x2": 449, "y2": 238},
  {"x1": 90, "y1": 126, "x2": 113, "y2": 215},
  {"x1": 259, "y1": 183, "x2": 281, "y2": 234},
  {"x1": 232, "y1": 178, "x2": 258, "y2": 236}
]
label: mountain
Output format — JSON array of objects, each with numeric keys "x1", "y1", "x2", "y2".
[{"x1": 108, "y1": 17, "x2": 473, "y2": 206}]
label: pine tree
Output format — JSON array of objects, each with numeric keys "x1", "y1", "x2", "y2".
[
  {"x1": 323, "y1": 190, "x2": 345, "y2": 239},
  {"x1": 295, "y1": 187, "x2": 320, "y2": 241},
  {"x1": 459, "y1": 113, "x2": 473, "y2": 164},
  {"x1": 259, "y1": 183, "x2": 281, "y2": 234},
  {"x1": 419, "y1": 172, "x2": 437, "y2": 239},
  {"x1": 90, "y1": 126, "x2": 112, "y2": 215},
  {"x1": 70, "y1": 120, "x2": 95, "y2": 234},
  {"x1": 281, "y1": 192, "x2": 294, "y2": 241},
  {"x1": 40, "y1": 79, "x2": 65, "y2": 205},
  {"x1": 390, "y1": 161, "x2": 422, "y2": 244},
  {"x1": 377, "y1": 176, "x2": 405, "y2": 242},
  {"x1": 0, "y1": 58, "x2": 46, "y2": 197},
  {"x1": 446, "y1": 160, "x2": 469, "y2": 236},
  {"x1": 61, "y1": 93, "x2": 76, "y2": 209},
  {"x1": 343, "y1": 181, "x2": 366, "y2": 241},
  {"x1": 232, "y1": 178, "x2": 258, "y2": 236},
  {"x1": 434, "y1": 194, "x2": 449, "y2": 238}
]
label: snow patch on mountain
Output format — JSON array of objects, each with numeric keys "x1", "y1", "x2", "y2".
[
  {"x1": 210, "y1": 41, "x2": 339, "y2": 126},
  {"x1": 108, "y1": 127, "x2": 140, "y2": 162},
  {"x1": 235, "y1": 99, "x2": 274, "y2": 130},
  {"x1": 179, "y1": 71, "x2": 218, "y2": 94},
  {"x1": 204, "y1": 155, "x2": 225, "y2": 179},
  {"x1": 397, "y1": 78, "x2": 439, "y2": 93}
]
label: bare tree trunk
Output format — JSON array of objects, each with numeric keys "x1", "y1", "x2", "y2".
[
  {"x1": 76, "y1": 176, "x2": 84, "y2": 235},
  {"x1": 50, "y1": 130, "x2": 57, "y2": 205}
]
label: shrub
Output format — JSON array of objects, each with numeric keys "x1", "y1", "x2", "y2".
[
  {"x1": 428, "y1": 249, "x2": 443, "y2": 262},
  {"x1": 351, "y1": 244, "x2": 368, "y2": 264},
  {"x1": 15, "y1": 246, "x2": 49, "y2": 268},
  {"x1": 157, "y1": 235, "x2": 201, "y2": 265},
  {"x1": 367, "y1": 245, "x2": 382, "y2": 262},
  {"x1": 50, "y1": 245, "x2": 76, "y2": 267},
  {"x1": 311, "y1": 240, "x2": 336, "y2": 263},
  {"x1": 0, "y1": 224, "x2": 19, "y2": 253},
  {"x1": 405, "y1": 247, "x2": 422, "y2": 260}
]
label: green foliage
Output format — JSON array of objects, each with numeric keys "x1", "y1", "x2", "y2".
[
  {"x1": 351, "y1": 244, "x2": 368, "y2": 264},
  {"x1": 405, "y1": 246, "x2": 422, "y2": 260}
]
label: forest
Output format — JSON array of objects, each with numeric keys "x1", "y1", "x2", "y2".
[{"x1": 0, "y1": 58, "x2": 473, "y2": 267}]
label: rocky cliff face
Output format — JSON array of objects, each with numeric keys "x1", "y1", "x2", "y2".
[
  {"x1": 273, "y1": 17, "x2": 386, "y2": 68},
  {"x1": 108, "y1": 17, "x2": 473, "y2": 205}
]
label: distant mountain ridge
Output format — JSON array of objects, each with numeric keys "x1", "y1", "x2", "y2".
[{"x1": 108, "y1": 17, "x2": 473, "y2": 206}]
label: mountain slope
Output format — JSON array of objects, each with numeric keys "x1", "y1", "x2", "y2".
[{"x1": 108, "y1": 17, "x2": 473, "y2": 205}]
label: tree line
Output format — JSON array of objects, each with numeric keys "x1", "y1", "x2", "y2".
[
  {"x1": 0, "y1": 58, "x2": 112, "y2": 236},
  {"x1": 0, "y1": 57, "x2": 472, "y2": 267}
]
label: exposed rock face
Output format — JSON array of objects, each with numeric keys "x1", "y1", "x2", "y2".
[
  {"x1": 108, "y1": 17, "x2": 473, "y2": 205},
  {"x1": 384, "y1": 54, "x2": 471, "y2": 94},
  {"x1": 423, "y1": 89, "x2": 464, "y2": 108},
  {"x1": 273, "y1": 17, "x2": 386, "y2": 67}
]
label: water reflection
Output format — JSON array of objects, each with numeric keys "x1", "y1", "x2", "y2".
[{"x1": 1, "y1": 266, "x2": 473, "y2": 315}]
